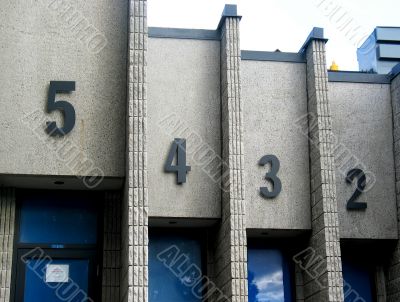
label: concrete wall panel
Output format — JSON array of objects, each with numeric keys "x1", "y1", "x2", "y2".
[
  {"x1": 147, "y1": 37, "x2": 221, "y2": 219},
  {"x1": 0, "y1": 0, "x2": 127, "y2": 178},
  {"x1": 242, "y1": 60, "x2": 311, "y2": 231},
  {"x1": 329, "y1": 82, "x2": 398, "y2": 239}
]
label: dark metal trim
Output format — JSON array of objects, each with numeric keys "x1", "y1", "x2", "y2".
[
  {"x1": 148, "y1": 27, "x2": 220, "y2": 41},
  {"x1": 217, "y1": 4, "x2": 242, "y2": 30},
  {"x1": 299, "y1": 27, "x2": 328, "y2": 53},
  {"x1": 241, "y1": 50, "x2": 306, "y2": 63},
  {"x1": 390, "y1": 63, "x2": 400, "y2": 80},
  {"x1": 328, "y1": 71, "x2": 391, "y2": 84}
]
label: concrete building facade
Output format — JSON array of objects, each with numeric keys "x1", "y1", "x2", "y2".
[{"x1": 1, "y1": 1, "x2": 400, "y2": 302}]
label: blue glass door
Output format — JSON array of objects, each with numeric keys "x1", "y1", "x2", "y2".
[
  {"x1": 16, "y1": 249, "x2": 97, "y2": 302},
  {"x1": 149, "y1": 232, "x2": 204, "y2": 302},
  {"x1": 15, "y1": 191, "x2": 100, "y2": 302},
  {"x1": 24, "y1": 259, "x2": 89, "y2": 302}
]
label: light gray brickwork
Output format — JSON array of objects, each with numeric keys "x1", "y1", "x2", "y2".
[
  {"x1": 102, "y1": 192, "x2": 121, "y2": 302},
  {"x1": 387, "y1": 72, "x2": 400, "y2": 302},
  {"x1": 0, "y1": 188, "x2": 15, "y2": 302},
  {"x1": 303, "y1": 33, "x2": 344, "y2": 302},
  {"x1": 121, "y1": 0, "x2": 149, "y2": 301},
  {"x1": 212, "y1": 5, "x2": 248, "y2": 302}
]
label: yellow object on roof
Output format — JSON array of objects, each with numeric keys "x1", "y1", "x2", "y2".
[{"x1": 330, "y1": 60, "x2": 339, "y2": 71}]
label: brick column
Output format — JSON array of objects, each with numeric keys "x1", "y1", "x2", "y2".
[
  {"x1": 386, "y1": 65, "x2": 400, "y2": 302},
  {"x1": 302, "y1": 28, "x2": 344, "y2": 302},
  {"x1": 102, "y1": 192, "x2": 122, "y2": 302},
  {"x1": 213, "y1": 5, "x2": 248, "y2": 302},
  {"x1": 0, "y1": 188, "x2": 15, "y2": 302},
  {"x1": 121, "y1": 0, "x2": 148, "y2": 301}
]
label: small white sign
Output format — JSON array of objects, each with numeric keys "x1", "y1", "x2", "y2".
[{"x1": 45, "y1": 264, "x2": 69, "y2": 283}]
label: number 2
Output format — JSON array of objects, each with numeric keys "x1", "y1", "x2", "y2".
[
  {"x1": 46, "y1": 81, "x2": 76, "y2": 136},
  {"x1": 346, "y1": 168, "x2": 367, "y2": 210}
]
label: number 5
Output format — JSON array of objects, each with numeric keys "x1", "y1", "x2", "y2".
[{"x1": 46, "y1": 81, "x2": 76, "y2": 136}]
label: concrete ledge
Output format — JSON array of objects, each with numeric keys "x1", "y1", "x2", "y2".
[
  {"x1": 148, "y1": 27, "x2": 220, "y2": 40},
  {"x1": 328, "y1": 71, "x2": 391, "y2": 84},
  {"x1": 149, "y1": 217, "x2": 219, "y2": 227},
  {"x1": 241, "y1": 50, "x2": 305, "y2": 63}
]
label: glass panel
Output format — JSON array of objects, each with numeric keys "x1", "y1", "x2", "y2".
[
  {"x1": 342, "y1": 258, "x2": 374, "y2": 302},
  {"x1": 248, "y1": 248, "x2": 292, "y2": 302},
  {"x1": 19, "y1": 192, "x2": 97, "y2": 244},
  {"x1": 149, "y1": 233, "x2": 203, "y2": 302},
  {"x1": 24, "y1": 258, "x2": 89, "y2": 302}
]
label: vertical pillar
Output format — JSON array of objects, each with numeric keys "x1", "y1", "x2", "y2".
[
  {"x1": 0, "y1": 188, "x2": 15, "y2": 302},
  {"x1": 375, "y1": 266, "x2": 386, "y2": 302},
  {"x1": 102, "y1": 192, "x2": 121, "y2": 302},
  {"x1": 301, "y1": 28, "x2": 344, "y2": 302},
  {"x1": 122, "y1": 0, "x2": 148, "y2": 301},
  {"x1": 295, "y1": 264, "x2": 305, "y2": 302},
  {"x1": 386, "y1": 64, "x2": 400, "y2": 302},
  {"x1": 213, "y1": 5, "x2": 248, "y2": 302}
]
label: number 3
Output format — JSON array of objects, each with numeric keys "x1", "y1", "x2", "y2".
[
  {"x1": 46, "y1": 81, "x2": 76, "y2": 136},
  {"x1": 259, "y1": 154, "x2": 281, "y2": 198}
]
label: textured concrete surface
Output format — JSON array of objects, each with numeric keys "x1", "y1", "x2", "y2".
[
  {"x1": 304, "y1": 39, "x2": 344, "y2": 302},
  {"x1": 242, "y1": 60, "x2": 311, "y2": 231},
  {"x1": 212, "y1": 13, "x2": 248, "y2": 301},
  {"x1": 0, "y1": 0, "x2": 127, "y2": 178},
  {"x1": 147, "y1": 37, "x2": 221, "y2": 219},
  {"x1": 121, "y1": 0, "x2": 149, "y2": 301},
  {"x1": 2, "y1": 3, "x2": 400, "y2": 301},
  {"x1": 386, "y1": 74, "x2": 400, "y2": 302},
  {"x1": 329, "y1": 82, "x2": 398, "y2": 239},
  {"x1": 0, "y1": 188, "x2": 15, "y2": 302}
]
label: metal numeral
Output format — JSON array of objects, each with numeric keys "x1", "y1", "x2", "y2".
[
  {"x1": 346, "y1": 168, "x2": 367, "y2": 210},
  {"x1": 164, "y1": 138, "x2": 191, "y2": 184},
  {"x1": 46, "y1": 81, "x2": 76, "y2": 136},
  {"x1": 259, "y1": 154, "x2": 281, "y2": 198}
]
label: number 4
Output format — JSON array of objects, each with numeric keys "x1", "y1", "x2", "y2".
[{"x1": 164, "y1": 138, "x2": 191, "y2": 184}]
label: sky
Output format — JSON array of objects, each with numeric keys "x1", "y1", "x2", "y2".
[{"x1": 148, "y1": 0, "x2": 400, "y2": 71}]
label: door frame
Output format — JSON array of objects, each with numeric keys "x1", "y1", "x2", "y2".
[{"x1": 10, "y1": 189, "x2": 104, "y2": 302}]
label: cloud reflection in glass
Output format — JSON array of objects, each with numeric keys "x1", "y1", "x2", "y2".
[{"x1": 248, "y1": 248, "x2": 292, "y2": 302}]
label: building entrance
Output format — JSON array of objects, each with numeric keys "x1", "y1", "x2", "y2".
[{"x1": 13, "y1": 191, "x2": 101, "y2": 302}]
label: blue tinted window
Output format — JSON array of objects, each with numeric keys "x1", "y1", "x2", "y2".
[
  {"x1": 342, "y1": 258, "x2": 374, "y2": 302},
  {"x1": 149, "y1": 233, "x2": 203, "y2": 302},
  {"x1": 19, "y1": 192, "x2": 98, "y2": 245},
  {"x1": 248, "y1": 248, "x2": 292, "y2": 302},
  {"x1": 24, "y1": 259, "x2": 89, "y2": 302}
]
